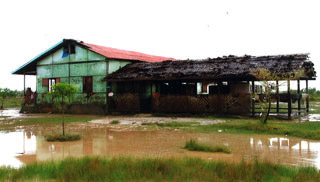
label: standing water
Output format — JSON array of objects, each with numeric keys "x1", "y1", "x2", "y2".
[{"x1": 0, "y1": 129, "x2": 320, "y2": 169}]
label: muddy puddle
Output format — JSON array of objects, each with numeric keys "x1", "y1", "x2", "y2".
[
  {"x1": 1, "y1": 129, "x2": 320, "y2": 169},
  {"x1": 301, "y1": 114, "x2": 320, "y2": 122},
  {"x1": 0, "y1": 109, "x2": 22, "y2": 120}
]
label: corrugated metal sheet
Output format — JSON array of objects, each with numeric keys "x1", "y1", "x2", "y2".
[
  {"x1": 81, "y1": 42, "x2": 175, "y2": 62},
  {"x1": 12, "y1": 39, "x2": 176, "y2": 75}
]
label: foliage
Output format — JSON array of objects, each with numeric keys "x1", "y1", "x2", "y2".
[
  {"x1": 251, "y1": 68, "x2": 304, "y2": 124},
  {"x1": 0, "y1": 157, "x2": 319, "y2": 182},
  {"x1": 110, "y1": 120, "x2": 120, "y2": 124},
  {"x1": 50, "y1": 83, "x2": 78, "y2": 106},
  {"x1": 184, "y1": 139, "x2": 231, "y2": 153},
  {"x1": 46, "y1": 134, "x2": 81, "y2": 142},
  {"x1": 303, "y1": 88, "x2": 320, "y2": 101},
  {"x1": 0, "y1": 97, "x2": 23, "y2": 109},
  {"x1": 50, "y1": 83, "x2": 78, "y2": 136}
]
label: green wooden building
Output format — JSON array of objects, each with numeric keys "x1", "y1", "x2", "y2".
[{"x1": 13, "y1": 39, "x2": 174, "y2": 114}]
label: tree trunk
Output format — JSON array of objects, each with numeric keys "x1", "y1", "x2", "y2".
[{"x1": 62, "y1": 98, "x2": 65, "y2": 136}]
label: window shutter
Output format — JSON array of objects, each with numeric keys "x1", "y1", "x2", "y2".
[
  {"x1": 56, "y1": 78, "x2": 60, "y2": 84},
  {"x1": 83, "y1": 76, "x2": 93, "y2": 93},
  {"x1": 42, "y1": 78, "x2": 49, "y2": 86},
  {"x1": 202, "y1": 82, "x2": 208, "y2": 92},
  {"x1": 87, "y1": 76, "x2": 93, "y2": 93}
]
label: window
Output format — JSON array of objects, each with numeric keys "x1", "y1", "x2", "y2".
[
  {"x1": 42, "y1": 78, "x2": 60, "y2": 92},
  {"x1": 62, "y1": 44, "x2": 75, "y2": 58},
  {"x1": 83, "y1": 76, "x2": 93, "y2": 93}
]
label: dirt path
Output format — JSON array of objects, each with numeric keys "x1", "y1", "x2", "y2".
[{"x1": 89, "y1": 115, "x2": 225, "y2": 125}]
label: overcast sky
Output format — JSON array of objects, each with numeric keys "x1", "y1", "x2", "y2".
[{"x1": 0, "y1": 0, "x2": 319, "y2": 91}]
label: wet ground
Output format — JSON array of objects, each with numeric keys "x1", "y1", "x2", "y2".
[
  {"x1": 1, "y1": 128, "x2": 320, "y2": 169},
  {"x1": 0, "y1": 108, "x2": 320, "y2": 169},
  {"x1": 0, "y1": 109, "x2": 22, "y2": 120},
  {"x1": 90, "y1": 115, "x2": 224, "y2": 125}
]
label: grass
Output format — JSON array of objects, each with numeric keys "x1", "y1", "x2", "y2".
[
  {"x1": 195, "y1": 120, "x2": 320, "y2": 140},
  {"x1": 141, "y1": 121, "x2": 199, "y2": 127},
  {"x1": 110, "y1": 120, "x2": 120, "y2": 124},
  {"x1": 184, "y1": 139, "x2": 231, "y2": 153},
  {"x1": 0, "y1": 115, "x2": 100, "y2": 131},
  {"x1": 1, "y1": 97, "x2": 23, "y2": 109},
  {"x1": 0, "y1": 157, "x2": 319, "y2": 182},
  {"x1": 46, "y1": 134, "x2": 81, "y2": 142},
  {"x1": 140, "y1": 114, "x2": 320, "y2": 140}
]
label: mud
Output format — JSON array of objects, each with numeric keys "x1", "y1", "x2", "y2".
[
  {"x1": 1, "y1": 109, "x2": 320, "y2": 168},
  {"x1": 1, "y1": 129, "x2": 320, "y2": 169},
  {"x1": 90, "y1": 116, "x2": 224, "y2": 125},
  {"x1": 0, "y1": 109, "x2": 22, "y2": 120}
]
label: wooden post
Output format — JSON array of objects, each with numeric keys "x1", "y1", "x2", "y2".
[
  {"x1": 218, "y1": 81, "x2": 222, "y2": 113},
  {"x1": 23, "y1": 73, "x2": 26, "y2": 95},
  {"x1": 297, "y1": 80, "x2": 301, "y2": 115},
  {"x1": 306, "y1": 80, "x2": 309, "y2": 113},
  {"x1": 276, "y1": 80, "x2": 279, "y2": 113},
  {"x1": 106, "y1": 59, "x2": 109, "y2": 114},
  {"x1": 68, "y1": 45, "x2": 71, "y2": 84},
  {"x1": 287, "y1": 80, "x2": 291, "y2": 119},
  {"x1": 251, "y1": 80, "x2": 255, "y2": 116}
]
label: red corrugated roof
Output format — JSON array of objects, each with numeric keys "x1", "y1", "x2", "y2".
[{"x1": 81, "y1": 42, "x2": 175, "y2": 62}]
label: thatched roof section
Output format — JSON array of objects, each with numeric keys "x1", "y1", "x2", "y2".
[{"x1": 105, "y1": 54, "x2": 316, "y2": 81}]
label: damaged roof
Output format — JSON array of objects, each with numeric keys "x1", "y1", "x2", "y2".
[
  {"x1": 104, "y1": 54, "x2": 316, "y2": 81},
  {"x1": 12, "y1": 39, "x2": 175, "y2": 75}
]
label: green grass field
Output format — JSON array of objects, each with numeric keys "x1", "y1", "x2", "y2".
[
  {"x1": 0, "y1": 157, "x2": 319, "y2": 182},
  {"x1": 1, "y1": 97, "x2": 23, "y2": 109}
]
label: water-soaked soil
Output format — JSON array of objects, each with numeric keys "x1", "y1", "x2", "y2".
[
  {"x1": 90, "y1": 115, "x2": 224, "y2": 125},
  {"x1": 1, "y1": 108, "x2": 320, "y2": 169},
  {"x1": 1, "y1": 128, "x2": 320, "y2": 169}
]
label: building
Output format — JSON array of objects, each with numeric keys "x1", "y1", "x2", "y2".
[
  {"x1": 104, "y1": 54, "x2": 316, "y2": 117},
  {"x1": 12, "y1": 39, "x2": 174, "y2": 114},
  {"x1": 13, "y1": 39, "x2": 316, "y2": 117}
]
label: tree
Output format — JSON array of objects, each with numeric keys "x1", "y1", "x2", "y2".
[
  {"x1": 50, "y1": 83, "x2": 78, "y2": 136},
  {"x1": 251, "y1": 68, "x2": 304, "y2": 124},
  {"x1": 0, "y1": 88, "x2": 10, "y2": 109}
]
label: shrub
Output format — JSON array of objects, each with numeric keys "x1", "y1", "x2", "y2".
[
  {"x1": 46, "y1": 134, "x2": 81, "y2": 142},
  {"x1": 184, "y1": 139, "x2": 231, "y2": 154},
  {"x1": 110, "y1": 120, "x2": 120, "y2": 124}
]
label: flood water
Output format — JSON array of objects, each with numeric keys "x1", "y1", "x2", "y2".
[
  {"x1": 1, "y1": 129, "x2": 320, "y2": 169},
  {"x1": 0, "y1": 109, "x2": 21, "y2": 120}
]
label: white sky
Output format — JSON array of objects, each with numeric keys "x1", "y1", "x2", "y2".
[{"x1": 0, "y1": 0, "x2": 319, "y2": 91}]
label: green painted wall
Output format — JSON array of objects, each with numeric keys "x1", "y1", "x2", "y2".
[{"x1": 36, "y1": 45, "x2": 132, "y2": 105}]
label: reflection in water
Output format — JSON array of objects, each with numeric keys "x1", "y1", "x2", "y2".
[
  {"x1": 250, "y1": 137, "x2": 320, "y2": 169},
  {"x1": 301, "y1": 114, "x2": 320, "y2": 122},
  {"x1": 1, "y1": 129, "x2": 320, "y2": 169},
  {"x1": 0, "y1": 131, "x2": 36, "y2": 167}
]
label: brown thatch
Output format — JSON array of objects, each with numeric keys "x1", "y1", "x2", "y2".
[{"x1": 104, "y1": 54, "x2": 316, "y2": 81}]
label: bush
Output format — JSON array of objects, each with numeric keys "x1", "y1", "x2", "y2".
[
  {"x1": 46, "y1": 134, "x2": 81, "y2": 142},
  {"x1": 110, "y1": 120, "x2": 120, "y2": 124},
  {"x1": 184, "y1": 139, "x2": 231, "y2": 153}
]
